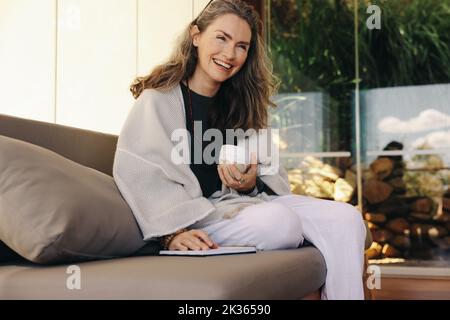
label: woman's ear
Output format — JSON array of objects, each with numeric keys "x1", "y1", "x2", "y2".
[{"x1": 190, "y1": 25, "x2": 201, "y2": 47}]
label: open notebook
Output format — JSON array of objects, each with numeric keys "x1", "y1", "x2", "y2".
[{"x1": 159, "y1": 246, "x2": 257, "y2": 257}]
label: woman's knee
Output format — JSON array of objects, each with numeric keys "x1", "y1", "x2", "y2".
[
  {"x1": 335, "y1": 202, "x2": 365, "y2": 235},
  {"x1": 337, "y1": 202, "x2": 362, "y2": 221},
  {"x1": 239, "y1": 202, "x2": 304, "y2": 250}
]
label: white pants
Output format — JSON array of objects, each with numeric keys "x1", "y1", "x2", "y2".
[{"x1": 201, "y1": 194, "x2": 366, "y2": 300}]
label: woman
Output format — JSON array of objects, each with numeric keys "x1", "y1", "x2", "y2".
[{"x1": 113, "y1": 0, "x2": 366, "y2": 299}]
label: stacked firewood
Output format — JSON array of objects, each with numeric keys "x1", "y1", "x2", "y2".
[
  {"x1": 288, "y1": 156, "x2": 356, "y2": 204},
  {"x1": 287, "y1": 141, "x2": 450, "y2": 260},
  {"x1": 361, "y1": 142, "x2": 449, "y2": 260}
]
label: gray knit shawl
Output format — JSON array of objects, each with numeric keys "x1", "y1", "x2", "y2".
[{"x1": 113, "y1": 85, "x2": 291, "y2": 240}]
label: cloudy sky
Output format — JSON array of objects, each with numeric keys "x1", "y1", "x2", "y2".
[{"x1": 378, "y1": 109, "x2": 450, "y2": 134}]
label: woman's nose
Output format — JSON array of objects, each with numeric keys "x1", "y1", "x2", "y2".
[{"x1": 222, "y1": 44, "x2": 236, "y2": 61}]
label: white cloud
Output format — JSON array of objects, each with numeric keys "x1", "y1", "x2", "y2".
[
  {"x1": 412, "y1": 130, "x2": 450, "y2": 149},
  {"x1": 378, "y1": 109, "x2": 450, "y2": 133}
]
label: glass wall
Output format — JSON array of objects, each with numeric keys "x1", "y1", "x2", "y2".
[
  {"x1": 357, "y1": 0, "x2": 450, "y2": 265},
  {"x1": 267, "y1": 0, "x2": 450, "y2": 267}
]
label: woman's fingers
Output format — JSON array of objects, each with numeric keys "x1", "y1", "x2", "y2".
[
  {"x1": 210, "y1": 242, "x2": 219, "y2": 249},
  {"x1": 173, "y1": 242, "x2": 189, "y2": 251},
  {"x1": 247, "y1": 162, "x2": 258, "y2": 176},
  {"x1": 169, "y1": 233, "x2": 196, "y2": 251},
  {"x1": 228, "y1": 164, "x2": 243, "y2": 181},
  {"x1": 218, "y1": 163, "x2": 258, "y2": 191},
  {"x1": 240, "y1": 154, "x2": 257, "y2": 184},
  {"x1": 225, "y1": 165, "x2": 244, "y2": 188},
  {"x1": 174, "y1": 230, "x2": 215, "y2": 250},
  {"x1": 242, "y1": 164, "x2": 257, "y2": 182},
  {"x1": 223, "y1": 165, "x2": 236, "y2": 186},
  {"x1": 192, "y1": 237, "x2": 210, "y2": 250},
  {"x1": 192, "y1": 230, "x2": 219, "y2": 249},
  {"x1": 169, "y1": 229, "x2": 217, "y2": 251},
  {"x1": 218, "y1": 165, "x2": 235, "y2": 187},
  {"x1": 217, "y1": 165, "x2": 228, "y2": 186},
  {"x1": 182, "y1": 238, "x2": 202, "y2": 251},
  {"x1": 169, "y1": 238, "x2": 189, "y2": 251}
]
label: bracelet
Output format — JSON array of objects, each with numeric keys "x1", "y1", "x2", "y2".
[{"x1": 160, "y1": 228, "x2": 188, "y2": 250}]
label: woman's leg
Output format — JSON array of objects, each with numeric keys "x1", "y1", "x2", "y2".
[
  {"x1": 201, "y1": 201, "x2": 304, "y2": 251},
  {"x1": 271, "y1": 195, "x2": 366, "y2": 300}
]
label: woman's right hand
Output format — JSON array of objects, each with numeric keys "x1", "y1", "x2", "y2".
[{"x1": 168, "y1": 229, "x2": 219, "y2": 251}]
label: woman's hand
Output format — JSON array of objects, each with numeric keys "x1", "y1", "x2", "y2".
[
  {"x1": 168, "y1": 229, "x2": 219, "y2": 251},
  {"x1": 218, "y1": 153, "x2": 258, "y2": 193}
]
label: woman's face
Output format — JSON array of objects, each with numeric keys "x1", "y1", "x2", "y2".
[{"x1": 192, "y1": 13, "x2": 252, "y2": 84}]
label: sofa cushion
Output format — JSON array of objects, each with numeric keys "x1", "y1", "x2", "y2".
[
  {"x1": 0, "y1": 247, "x2": 326, "y2": 299},
  {"x1": 0, "y1": 135, "x2": 146, "y2": 264}
]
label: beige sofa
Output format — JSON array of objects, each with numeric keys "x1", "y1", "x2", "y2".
[{"x1": 0, "y1": 114, "x2": 370, "y2": 299}]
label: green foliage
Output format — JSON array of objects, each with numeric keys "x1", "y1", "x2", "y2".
[
  {"x1": 269, "y1": 0, "x2": 450, "y2": 92},
  {"x1": 360, "y1": 0, "x2": 450, "y2": 88},
  {"x1": 270, "y1": 0, "x2": 355, "y2": 93}
]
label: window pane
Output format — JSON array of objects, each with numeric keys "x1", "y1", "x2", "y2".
[
  {"x1": 358, "y1": 0, "x2": 450, "y2": 264},
  {"x1": 268, "y1": 0, "x2": 357, "y2": 204}
]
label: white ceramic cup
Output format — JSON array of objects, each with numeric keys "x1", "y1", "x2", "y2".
[{"x1": 219, "y1": 145, "x2": 249, "y2": 173}]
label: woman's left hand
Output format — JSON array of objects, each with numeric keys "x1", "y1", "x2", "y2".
[{"x1": 218, "y1": 153, "x2": 258, "y2": 193}]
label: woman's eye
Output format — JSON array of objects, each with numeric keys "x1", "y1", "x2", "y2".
[
  {"x1": 217, "y1": 36, "x2": 226, "y2": 41},
  {"x1": 238, "y1": 45, "x2": 248, "y2": 51}
]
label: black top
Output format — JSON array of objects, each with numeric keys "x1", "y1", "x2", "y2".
[
  {"x1": 180, "y1": 82, "x2": 272, "y2": 197},
  {"x1": 181, "y1": 82, "x2": 222, "y2": 198}
]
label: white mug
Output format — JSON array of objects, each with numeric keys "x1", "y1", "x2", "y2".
[{"x1": 219, "y1": 145, "x2": 249, "y2": 173}]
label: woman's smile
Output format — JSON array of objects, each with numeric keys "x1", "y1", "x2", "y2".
[{"x1": 212, "y1": 58, "x2": 233, "y2": 71}]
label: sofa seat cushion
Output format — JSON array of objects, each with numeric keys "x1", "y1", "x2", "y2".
[{"x1": 0, "y1": 247, "x2": 326, "y2": 299}]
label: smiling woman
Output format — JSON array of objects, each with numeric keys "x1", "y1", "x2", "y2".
[
  {"x1": 130, "y1": 0, "x2": 275, "y2": 132},
  {"x1": 114, "y1": 0, "x2": 367, "y2": 300}
]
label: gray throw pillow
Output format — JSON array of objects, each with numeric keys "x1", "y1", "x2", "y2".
[{"x1": 0, "y1": 135, "x2": 147, "y2": 264}]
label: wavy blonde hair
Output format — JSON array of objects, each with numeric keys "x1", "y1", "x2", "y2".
[{"x1": 130, "y1": 0, "x2": 279, "y2": 131}]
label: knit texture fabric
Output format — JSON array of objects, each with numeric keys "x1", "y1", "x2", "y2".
[{"x1": 113, "y1": 85, "x2": 292, "y2": 240}]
